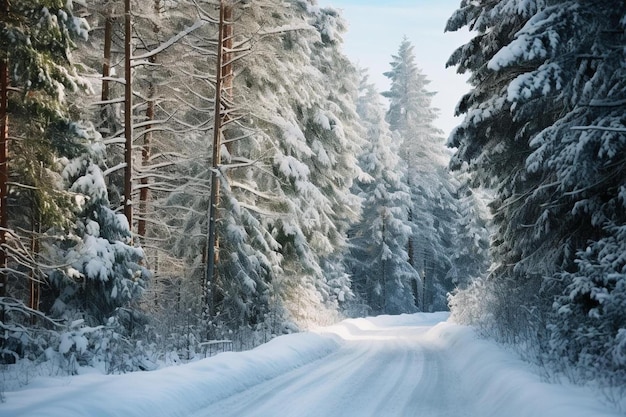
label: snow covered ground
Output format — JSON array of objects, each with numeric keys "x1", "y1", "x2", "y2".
[{"x1": 0, "y1": 313, "x2": 622, "y2": 417}]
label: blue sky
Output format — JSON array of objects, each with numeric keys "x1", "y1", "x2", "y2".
[{"x1": 316, "y1": 0, "x2": 471, "y2": 137}]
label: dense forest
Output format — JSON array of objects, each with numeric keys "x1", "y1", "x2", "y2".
[
  {"x1": 0, "y1": 0, "x2": 624, "y2": 393},
  {"x1": 447, "y1": 0, "x2": 626, "y2": 387}
]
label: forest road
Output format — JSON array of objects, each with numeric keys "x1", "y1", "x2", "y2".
[{"x1": 190, "y1": 316, "x2": 475, "y2": 417}]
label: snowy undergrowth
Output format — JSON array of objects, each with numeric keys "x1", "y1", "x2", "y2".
[
  {"x1": 449, "y1": 283, "x2": 626, "y2": 412},
  {"x1": 428, "y1": 322, "x2": 626, "y2": 416}
]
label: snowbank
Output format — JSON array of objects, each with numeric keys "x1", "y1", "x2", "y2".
[
  {"x1": 0, "y1": 333, "x2": 340, "y2": 417},
  {"x1": 426, "y1": 321, "x2": 622, "y2": 417},
  {"x1": 0, "y1": 313, "x2": 621, "y2": 417}
]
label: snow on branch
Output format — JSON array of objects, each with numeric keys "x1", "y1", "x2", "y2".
[
  {"x1": 230, "y1": 181, "x2": 276, "y2": 201},
  {"x1": 91, "y1": 97, "x2": 126, "y2": 106},
  {"x1": 236, "y1": 201, "x2": 281, "y2": 218},
  {"x1": 103, "y1": 162, "x2": 127, "y2": 177},
  {"x1": 0, "y1": 297, "x2": 64, "y2": 328},
  {"x1": 570, "y1": 126, "x2": 626, "y2": 133},
  {"x1": 103, "y1": 137, "x2": 126, "y2": 145},
  {"x1": 588, "y1": 98, "x2": 626, "y2": 107},
  {"x1": 132, "y1": 19, "x2": 208, "y2": 62},
  {"x1": 257, "y1": 23, "x2": 315, "y2": 36}
]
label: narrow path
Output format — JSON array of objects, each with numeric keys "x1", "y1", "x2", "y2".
[{"x1": 191, "y1": 318, "x2": 475, "y2": 417}]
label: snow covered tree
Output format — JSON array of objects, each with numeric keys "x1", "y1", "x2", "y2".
[
  {"x1": 450, "y1": 180, "x2": 491, "y2": 290},
  {"x1": 383, "y1": 37, "x2": 459, "y2": 310},
  {"x1": 0, "y1": 0, "x2": 90, "y2": 346},
  {"x1": 238, "y1": 0, "x2": 363, "y2": 326},
  {"x1": 384, "y1": 37, "x2": 441, "y2": 160},
  {"x1": 46, "y1": 126, "x2": 148, "y2": 325},
  {"x1": 0, "y1": 0, "x2": 153, "y2": 367},
  {"x1": 154, "y1": 2, "x2": 277, "y2": 335},
  {"x1": 446, "y1": 0, "x2": 626, "y2": 381},
  {"x1": 347, "y1": 71, "x2": 418, "y2": 315},
  {"x1": 198, "y1": 0, "x2": 363, "y2": 328},
  {"x1": 157, "y1": 0, "x2": 363, "y2": 333},
  {"x1": 64, "y1": 1, "x2": 218, "y2": 346}
]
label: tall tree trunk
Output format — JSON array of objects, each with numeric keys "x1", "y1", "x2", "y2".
[
  {"x1": 381, "y1": 215, "x2": 387, "y2": 313},
  {"x1": 407, "y1": 208, "x2": 419, "y2": 308},
  {"x1": 0, "y1": 16, "x2": 9, "y2": 321},
  {"x1": 29, "y1": 206, "x2": 41, "y2": 324},
  {"x1": 137, "y1": 68, "x2": 153, "y2": 240},
  {"x1": 100, "y1": 11, "x2": 114, "y2": 136},
  {"x1": 101, "y1": 14, "x2": 113, "y2": 107},
  {"x1": 124, "y1": 0, "x2": 133, "y2": 229},
  {"x1": 205, "y1": 1, "x2": 233, "y2": 322},
  {"x1": 222, "y1": 4, "x2": 234, "y2": 142},
  {"x1": 100, "y1": 8, "x2": 119, "y2": 210},
  {"x1": 138, "y1": 0, "x2": 161, "y2": 241}
]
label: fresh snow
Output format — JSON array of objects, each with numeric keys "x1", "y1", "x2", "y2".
[{"x1": 1, "y1": 313, "x2": 621, "y2": 417}]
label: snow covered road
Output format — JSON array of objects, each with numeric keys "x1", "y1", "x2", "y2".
[
  {"x1": 1, "y1": 312, "x2": 622, "y2": 417},
  {"x1": 192, "y1": 313, "x2": 471, "y2": 417}
]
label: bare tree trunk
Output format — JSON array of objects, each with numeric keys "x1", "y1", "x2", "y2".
[
  {"x1": 137, "y1": 75, "x2": 153, "y2": 240},
  {"x1": 101, "y1": 14, "x2": 113, "y2": 106},
  {"x1": 381, "y1": 216, "x2": 387, "y2": 313},
  {"x1": 138, "y1": 0, "x2": 161, "y2": 240},
  {"x1": 29, "y1": 208, "x2": 41, "y2": 324},
  {"x1": 0, "y1": 14, "x2": 9, "y2": 321},
  {"x1": 407, "y1": 208, "x2": 414, "y2": 267},
  {"x1": 407, "y1": 208, "x2": 419, "y2": 308},
  {"x1": 205, "y1": 1, "x2": 233, "y2": 322},
  {"x1": 124, "y1": 0, "x2": 134, "y2": 229},
  {"x1": 222, "y1": 4, "x2": 234, "y2": 140}
]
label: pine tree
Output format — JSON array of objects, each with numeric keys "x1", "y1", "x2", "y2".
[
  {"x1": 46, "y1": 125, "x2": 148, "y2": 325},
  {"x1": 0, "y1": 0, "x2": 90, "y2": 346},
  {"x1": 0, "y1": 0, "x2": 151, "y2": 366},
  {"x1": 450, "y1": 179, "x2": 491, "y2": 290},
  {"x1": 347, "y1": 71, "x2": 418, "y2": 315},
  {"x1": 210, "y1": 0, "x2": 362, "y2": 328},
  {"x1": 157, "y1": 0, "x2": 364, "y2": 332},
  {"x1": 383, "y1": 37, "x2": 459, "y2": 310},
  {"x1": 255, "y1": 0, "x2": 362, "y2": 325},
  {"x1": 70, "y1": 0, "x2": 217, "y2": 344},
  {"x1": 446, "y1": 0, "x2": 626, "y2": 381},
  {"x1": 156, "y1": 1, "x2": 280, "y2": 335}
]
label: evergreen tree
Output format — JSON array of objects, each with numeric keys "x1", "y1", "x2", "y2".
[
  {"x1": 0, "y1": 0, "x2": 91, "y2": 354},
  {"x1": 162, "y1": 0, "x2": 363, "y2": 332},
  {"x1": 383, "y1": 37, "x2": 459, "y2": 310},
  {"x1": 47, "y1": 125, "x2": 148, "y2": 325},
  {"x1": 159, "y1": 1, "x2": 281, "y2": 334},
  {"x1": 225, "y1": 0, "x2": 363, "y2": 327},
  {"x1": 450, "y1": 179, "x2": 491, "y2": 290},
  {"x1": 446, "y1": 0, "x2": 626, "y2": 381},
  {"x1": 348, "y1": 72, "x2": 418, "y2": 315},
  {"x1": 0, "y1": 0, "x2": 151, "y2": 366}
]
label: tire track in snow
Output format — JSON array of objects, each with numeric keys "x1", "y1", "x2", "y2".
[
  {"x1": 191, "y1": 342, "x2": 374, "y2": 416},
  {"x1": 191, "y1": 321, "x2": 475, "y2": 417}
]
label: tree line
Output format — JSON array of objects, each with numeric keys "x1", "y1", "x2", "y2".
[
  {"x1": 3, "y1": 0, "x2": 620, "y2": 394},
  {"x1": 0, "y1": 0, "x2": 488, "y2": 372}
]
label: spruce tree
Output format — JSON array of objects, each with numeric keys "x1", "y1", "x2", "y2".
[
  {"x1": 348, "y1": 72, "x2": 418, "y2": 315},
  {"x1": 0, "y1": 0, "x2": 149, "y2": 365},
  {"x1": 383, "y1": 37, "x2": 459, "y2": 310},
  {"x1": 48, "y1": 126, "x2": 148, "y2": 326},
  {"x1": 226, "y1": 0, "x2": 363, "y2": 327},
  {"x1": 162, "y1": 0, "x2": 363, "y2": 332},
  {"x1": 446, "y1": 0, "x2": 626, "y2": 381},
  {"x1": 0, "y1": 0, "x2": 90, "y2": 346}
]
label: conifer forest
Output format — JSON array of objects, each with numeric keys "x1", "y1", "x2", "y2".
[{"x1": 0, "y1": 0, "x2": 624, "y2": 393}]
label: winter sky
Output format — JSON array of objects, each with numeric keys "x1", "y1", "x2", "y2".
[{"x1": 317, "y1": 0, "x2": 471, "y2": 139}]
